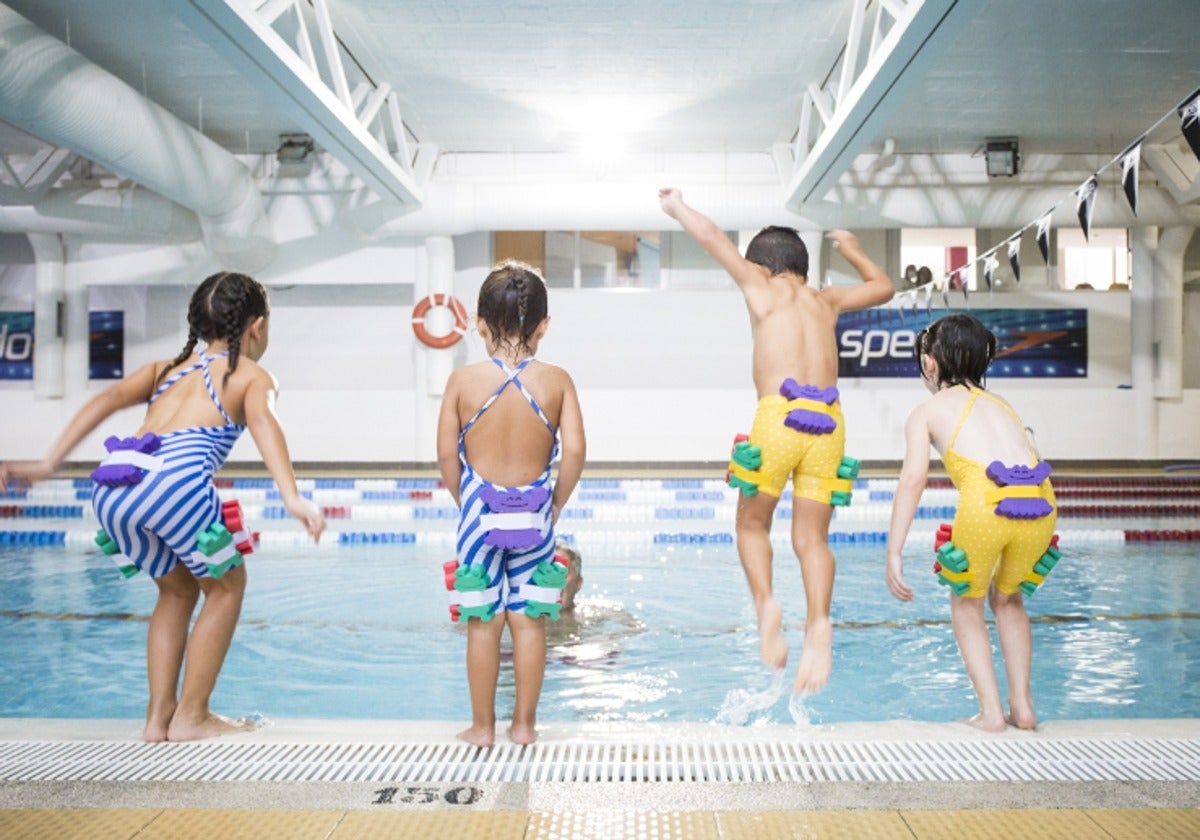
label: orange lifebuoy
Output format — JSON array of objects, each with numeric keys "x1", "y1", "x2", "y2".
[{"x1": 411, "y1": 293, "x2": 468, "y2": 349}]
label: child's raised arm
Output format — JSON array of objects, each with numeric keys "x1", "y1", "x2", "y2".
[
  {"x1": 658, "y1": 188, "x2": 766, "y2": 290},
  {"x1": 884, "y1": 404, "x2": 933, "y2": 602},
  {"x1": 243, "y1": 370, "x2": 325, "y2": 542},
  {"x1": 822, "y1": 230, "x2": 895, "y2": 312}
]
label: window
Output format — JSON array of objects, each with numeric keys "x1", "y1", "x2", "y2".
[
  {"x1": 900, "y1": 228, "x2": 977, "y2": 291},
  {"x1": 497, "y1": 231, "x2": 663, "y2": 289},
  {"x1": 1059, "y1": 228, "x2": 1128, "y2": 290}
]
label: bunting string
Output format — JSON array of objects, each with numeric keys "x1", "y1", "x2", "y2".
[{"x1": 893, "y1": 86, "x2": 1200, "y2": 313}]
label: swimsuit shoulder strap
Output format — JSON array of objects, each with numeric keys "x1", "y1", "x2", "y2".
[
  {"x1": 944, "y1": 385, "x2": 980, "y2": 454},
  {"x1": 149, "y1": 351, "x2": 237, "y2": 426},
  {"x1": 458, "y1": 358, "x2": 557, "y2": 450},
  {"x1": 974, "y1": 388, "x2": 1040, "y2": 460},
  {"x1": 502, "y1": 358, "x2": 557, "y2": 437}
]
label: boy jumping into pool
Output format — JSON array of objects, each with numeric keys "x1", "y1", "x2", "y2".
[
  {"x1": 437, "y1": 260, "x2": 586, "y2": 747},
  {"x1": 884, "y1": 314, "x2": 1058, "y2": 731},
  {"x1": 659, "y1": 188, "x2": 893, "y2": 696}
]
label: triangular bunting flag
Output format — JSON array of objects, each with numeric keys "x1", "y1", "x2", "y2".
[
  {"x1": 1036, "y1": 213, "x2": 1052, "y2": 265},
  {"x1": 1119, "y1": 142, "x2": 1141, "y2": 215},
  {"x1": 1007, "y1": 237, "x2": 1021, "y2": 283},
  {"x1": 941, "y1": 279, "x2": 949, "y2": 309},
  {"x1": 1179, "y1": 87, "x2": 1200, "y2": 163},
  {"x1": 959, "y1": 267, "x2": 970, "y2": 302},
  {"x1": 983, "y1": 253, "x2": 998, "y2": 290},
  {"x1": 1075, "y1": 176, "x2": 1098, "y2": 241}
]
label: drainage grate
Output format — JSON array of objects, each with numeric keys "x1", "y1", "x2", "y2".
[{"x1": 2, "y1": 737, "x2": 1199, "y2": 784}]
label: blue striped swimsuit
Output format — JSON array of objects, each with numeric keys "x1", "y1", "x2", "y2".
[
  {"x1": 92, "y1": 352, "x2": 245, "y2": 579},
  {"x1": 454, "y1": 358, "x2": 559, "y2": 617}
]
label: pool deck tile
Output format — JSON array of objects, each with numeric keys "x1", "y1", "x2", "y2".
[{"x1": 4, "y1": 807, "x2": 1200, "y2": 840}]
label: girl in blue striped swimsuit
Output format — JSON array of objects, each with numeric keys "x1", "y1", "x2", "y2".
[
  {"x1": 437, "y1": 260, "x2": 586, "y2": 748},
  {"x1": 1, "y1": 272, "x2": 325, "y2": 742}
]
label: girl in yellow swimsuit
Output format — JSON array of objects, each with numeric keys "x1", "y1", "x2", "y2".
[{"x1": 884, "y1": 314, "x2": 1058, "y2": 733}]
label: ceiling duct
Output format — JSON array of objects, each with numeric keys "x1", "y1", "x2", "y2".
[{"x1": 0, "y1": 3, "x2": 274, "y2": 270}]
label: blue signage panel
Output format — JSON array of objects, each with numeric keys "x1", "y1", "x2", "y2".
[
  {"x1": 0, "y1": 311, "x2": 34, "y2": 380},
  {"x1": 0, "y1": 311, "x2": 124, "y2": 380},
  {"x1": 89, "y1": 310, "x2": 124, "y2": 380},
  {"x1": 837, "y1": 308, "x2": 1088, "y2": 378}
]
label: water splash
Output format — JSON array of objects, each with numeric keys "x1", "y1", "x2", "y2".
[
  {"x1": 788, "y1": 692, "x2": 813, "y2": 727},
  {"x1": 715, "y1": 669, "x2": 785, "y2": 725},
  {"x1": 239, "y1": 711, "x2": 271, "y2": 730}
]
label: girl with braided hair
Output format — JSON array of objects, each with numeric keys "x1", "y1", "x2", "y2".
[
  {"x1": 1, "y1": 271, "x2": 325, "y2": 742},
  {"x1": 437, "y1": 259, "x2": 586, "y2": 747}
]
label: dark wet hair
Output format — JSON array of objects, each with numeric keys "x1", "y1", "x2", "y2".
[
  {"x1": 159, "y1": 271, "x2": 269, "y2": 385},
  {"x1": 744, "y1": 226, "x2": 809, "y2": 277},
  {"x1": 477, "y1": 260, "x2": 548, "y2": 354},
  {"x1": 915, "y1": 313, "x2": 997, "y2": 389}
]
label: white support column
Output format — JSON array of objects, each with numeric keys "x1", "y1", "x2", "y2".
[
  {"x1": 28, "y1": 233, "x2": 64, "y2": 399},
  {"x1": 1153, "y1": 226, "x2": 1194, "y2": 400},
  {"x1": 412, "y1": 236, "x2": 457, "y2": 461},
  {"x1": 62, "y1": 238, "x2": 90, "y2": 397},
  {"x1": 1129, "y1": 227, "x2": 1158, "y2": 459}
]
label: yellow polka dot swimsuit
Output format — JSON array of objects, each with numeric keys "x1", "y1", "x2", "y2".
[
  {"x1": 941, "y1": 388, "x2": 1057, "y2": 598},
  {"x1": 745, "y1": 386, "x2": 847, "y2": 501}
]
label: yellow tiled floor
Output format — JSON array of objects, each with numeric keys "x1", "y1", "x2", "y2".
[{"x1": 2, "y1": 808, "x2": 1199, "y2": 840}]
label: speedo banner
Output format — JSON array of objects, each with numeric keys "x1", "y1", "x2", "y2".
[
  {"x1": 837, "y1": 308, "x2": 1088, "y2": 378},
  {"x1": 0, "y1": 311, "x2": 124, "y2": 380}
]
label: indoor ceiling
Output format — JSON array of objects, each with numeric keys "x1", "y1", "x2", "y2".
[{"x1": 2, "y1": 0, "x2": 1198, "y2": 193}]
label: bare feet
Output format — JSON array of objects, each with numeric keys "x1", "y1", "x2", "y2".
[
  {"x1": 1005, "y1": 707, "x2": 1037, "y2": 730},
  {"x1": 792, "y1": 616, "x2": 832, "y2": 696},
  {"x1": 143, "y1": 701, "x2": 176, "y2": 743},
  {"x1": 507, "y1": 723, "x2": 538, "y2": 745},
  {"x1": 143, "y1": 721, "x2": 170, "y2": 743},
  {"x1": 961, "y1": 714, "x2": 1006, "y2": 734},
  {"x1": 758, "y1": 597, "x2": 788, "y2": 671},
  {"x1": 167, "y1": 712, "x2": 257, "y2": 742},
  {"x1": 457, "y1": 725, "x2": 495, "y2": 749}
]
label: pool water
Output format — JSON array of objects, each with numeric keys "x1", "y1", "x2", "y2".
[{"x1": 2, "y1": 538, "x2": 1198, "y2": 725}]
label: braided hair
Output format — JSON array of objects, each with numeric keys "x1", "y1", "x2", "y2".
[
  {"x1": 158, "y1": 271, "x2": 269, "y2": 386},
  {"x1": 476, "y1": 260, "x2": 548, "y2": 355},
  {"x1": 915, "y1": 313, "x2": 997, "y2": 390}
]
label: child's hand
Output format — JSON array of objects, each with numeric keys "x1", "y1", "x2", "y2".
[
  {"x1": 0, "y1": 459, "x2": 54, "y2": 491},
  {"x1": 287, "y1": 497, "x2": 327, "y2": 543},
  {"x1": 658, "y1": 187, "x2": 684, "y2": 217},
  {"x1": 825, "y1": 229, "x2": 860, "y2": 253},
  {"x1": 885, "y1": 554, "x2": 914, "y2": 602}
]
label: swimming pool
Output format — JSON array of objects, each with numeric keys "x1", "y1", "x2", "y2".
[{"x1": 2, "y1": 476, "x2": 1198, "y2": 726}]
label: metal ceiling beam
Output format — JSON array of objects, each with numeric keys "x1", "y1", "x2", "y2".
[
  {"x1": 783, "y1": 0, "x2": 985, "y2": 210},
  {"x1": 169, "y1": 0, "x2": 423, "y2": 207}
]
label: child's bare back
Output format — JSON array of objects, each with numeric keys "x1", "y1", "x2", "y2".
[{"x1": 455, "y1": 360, "x2": 567, "y2": 487}]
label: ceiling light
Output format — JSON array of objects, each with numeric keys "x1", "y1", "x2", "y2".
[
  {"x1": 985, "y1": 137, "x2": 1019, "y2": 177},
  {"x1": 276, "y1": 133, "x2": 315, "y2": 177}
]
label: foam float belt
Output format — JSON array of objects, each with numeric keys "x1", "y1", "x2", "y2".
[
  {"x1": 521, "y1": 583, "x2": 564, "y2": 605},
  {"x1": 192, "y1": 523, "x2": 244, "y2": 579},
  {"x1": 94, "y1": 529, "x2": 138, "y2": 579},
  {"x1": 479, "y1": 512, "x2": 546, "y2": 531}
]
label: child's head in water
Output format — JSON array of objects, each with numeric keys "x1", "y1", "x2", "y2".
[
  {"x1": 554, "y1": 541, "x2": 583, "y2": 612},
  {"x1": 164, "y1": 271, "x2": 271, "y2": 384},
  {"x1": 476, "y1": 260, "x2": 549, "y2": 356},
  {"x1": 915, "y1": 313, "x2": 997, "y2": 392},
  {"x1": 744, "y1": 226, "x2": 809, "y2": 278}
]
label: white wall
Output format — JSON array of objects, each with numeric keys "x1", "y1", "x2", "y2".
[{"x1": 2, "y1": 233, "x2": 1198, "y2": 466}]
